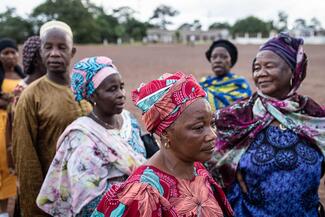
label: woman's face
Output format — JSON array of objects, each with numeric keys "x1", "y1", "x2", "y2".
[
  {"x1": 210, "y1": 46, "x2": 232, "y2": 77},
  {"x1": 0, "y1": 47, "x2": 19, "y2": 68},
  {"x1": 253, "y1": 50, "x2": 292, "y2": 99},
  {"x1": 91, "y1": 73, "x2": 126, "y2": 116},
  {"x1": 166, "y1": 98, "x2": 217, "y2": 163}
]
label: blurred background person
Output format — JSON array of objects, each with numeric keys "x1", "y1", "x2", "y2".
[
  {"x1": 0, "y1": 38, "x2": 24, "y2": 216},
  {"x1": 93, "y1": 72, "x2": 234, "y2": 217},
  {"x1": 8, "y1": 35, "x2": 46, "y2": 217},
  {"x1": 13, "y1": 35, "x2": 46, "y2": 105},
  {"x1": 210, "y1": 33, "x2": 325, "y2": 216},
  {"x1": 37, "y1": 56, "x2": 147, "y2": 216},
  {"x1": 200, "y1": 39, "x2": 252, "y2": 111}
]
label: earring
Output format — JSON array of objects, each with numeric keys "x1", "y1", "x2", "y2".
[
  {"x1": 164, "y1": 141, "x2": 170, "y2": 149},
  {"x1": 93, "y1": 102, "x2": 97, "y2": 106}
]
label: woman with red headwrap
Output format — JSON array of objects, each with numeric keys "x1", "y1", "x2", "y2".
[
  {"x1": 208, "y1": 33, "x2": 325, "y2": 216},
  {"x1": 92, "y1": 72, "x2": 233, "y2": 217}
]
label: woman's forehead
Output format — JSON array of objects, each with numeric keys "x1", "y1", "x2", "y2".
[
  {"x1": 0, "y1": 47, "x2": 18, "y2": 54},
  {"x1": 175, "y1": 99, "x2": 211, "y2": 123},
  {"x1": 255, "y1": 50, "x2": 283, "y2": 63}
]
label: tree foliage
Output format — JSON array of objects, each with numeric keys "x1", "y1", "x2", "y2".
[
  {"x1": 31, "y1": 0, "x2": 101, "y2": 43},
  {"x1": 231, "y1": 16, "x2": 273, "y2": 37},
  {"x1": 0, "y1": 2, "x2": 323, "y2": 44},
  {"x1": 150, "y1": 4, "x2": 179, "y2": 29},
  {"x1": 275, "y1": 11, "x2": 288, "y2": 32},
  {"x1": 0, "y1": 8, "x2": 33, "y2": 43},
  {"x1": 208, "y1": 22, "x2": 231, "y2": 30},
  {"x1": 0, "y1": 0, "x2": 149, "y2": 44}
]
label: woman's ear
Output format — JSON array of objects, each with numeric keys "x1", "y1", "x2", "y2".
[{"x1": 160, "y1": 131, "x2": 168, "y2": 143}]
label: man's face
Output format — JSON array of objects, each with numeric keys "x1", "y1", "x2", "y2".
[{"x1": 40, "y1": 29, "x2": 75, "y2": 74}]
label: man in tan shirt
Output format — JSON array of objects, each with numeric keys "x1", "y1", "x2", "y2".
[{"x1": 12, "y1": 21, "x2": 87, "y2": 216}]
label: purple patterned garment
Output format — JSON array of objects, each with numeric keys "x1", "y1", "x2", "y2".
[{"x1": 208, "y1": 33, "x2": 325, "y2": 188}]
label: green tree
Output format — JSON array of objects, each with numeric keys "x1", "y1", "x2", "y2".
[
  {"x1": 208, "y1": 22, "x2": 231, "y2": 30},
  {"x1": 92, "y1": 7, "x2": 119, "y2": 43},
  {"x1": 31, "y1": 0, "x2": 101, "y2": 43},
  {"x1": 309, "y1": 17, "x2": 322, "y2": 31},
  {"x1": 293, "y1": 18, "x2": 307, "y2": 29},
  {"x1": 150, "y1": 5, "x2": 179, "y2": 29},
  {"x1": 113, "y1": 6, "x2": 136, "y2": 23},
  {"x1": 191, "y1": 20, "x2": 202, "y2": 30},
  {"x1": 231, "y1": 16, "x2": 273, "y2": 37},
  {"x1": 275, "y1": 11, "x2": 288, "y2": 32},
  {"x1": 112, "y1": 6, "x2": 148, "y2": 42},
  {"x1": 0, "y1": 8, "x2": 33, "y2": 43}
]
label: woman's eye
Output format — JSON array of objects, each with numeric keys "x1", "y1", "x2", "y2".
[
  {"x1": 210, "y1": 121, "x2": 216, "y2": 129},
  {"x1": 107, "y1": 86, "x2": 116, "y2": 91},
  {"x1": 253, "y1": 64, "x2": 260, "y2": 70},
  {"x1": 193, "y1": 125, "x2": 204, "y2": 131}
]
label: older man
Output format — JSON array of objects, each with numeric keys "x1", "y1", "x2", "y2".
[{"x1": 12, "y1": 21, "x2": 88, "y2": 216}]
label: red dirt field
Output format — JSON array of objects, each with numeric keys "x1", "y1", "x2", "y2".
[
  {"x1": 71, "y1": 43, "x2": 325, "y2": 203},
  {"x1": 72, "y1": 43, "x2": 325, "y2": 111}
]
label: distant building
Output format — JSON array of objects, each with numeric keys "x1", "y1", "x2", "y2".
[
  {"x1": 290, "y1": 25, "x2": 315, "y2": 38},
  {"x1": 146, "y1": 29, "x2": 176, "y2": 43},
  {"x1": 146, "y1": 28, "x2": 229, "y2": 43},
  {"x1": 289, "y1": 26, "x2": 325, "y2": 44}
]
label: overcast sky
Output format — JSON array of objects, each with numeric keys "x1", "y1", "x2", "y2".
[{"x1": 1, "y1": 0, "x2": 324, "y2": 30}]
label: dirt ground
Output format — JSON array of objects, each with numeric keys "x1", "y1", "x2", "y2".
[
  {"x1": 71, "y1": 43, "x2": 325, "y2": 203},
  {"x1": 72, "y1": 43, "x2": 325, "y2": 111}
]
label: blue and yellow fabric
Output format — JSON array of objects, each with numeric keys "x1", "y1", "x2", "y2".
[{"x1": 200, "y1": 72, "x2": 252, "y2": 111}]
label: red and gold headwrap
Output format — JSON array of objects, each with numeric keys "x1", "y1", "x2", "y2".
[{"x1": 132, "y1": 72, "x2": 206, "y2": 136}]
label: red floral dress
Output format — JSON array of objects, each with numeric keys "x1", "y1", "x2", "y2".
[{"x1": 92, "y1": 162, "x2": 233, "y2": 217}]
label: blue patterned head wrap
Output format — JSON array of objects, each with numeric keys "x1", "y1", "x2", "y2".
[{"x1": 71, "y1": 56, "x2": 119, "y2": 102}]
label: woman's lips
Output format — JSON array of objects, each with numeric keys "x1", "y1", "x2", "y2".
[
  {"x1": 258, "y1": 80, "x2": 272, "y2": 87},
  {"x1": 201, "y1": 145, "x2": 215, "y2": 153}
]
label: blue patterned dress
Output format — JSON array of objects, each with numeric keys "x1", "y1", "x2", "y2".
[{"x1": 227, "y1": 124, "x2": 324, "y2": 217}]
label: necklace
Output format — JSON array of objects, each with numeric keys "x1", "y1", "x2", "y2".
[
  {"x1": 90, "y1": 111, "x2": 120, "y2": 129},
  {"x1": 163, "y1": 156, "x2": 195, "y2": 180},
  {"x1": 279, "y1": 123, "x2": 287, "y2": 131}
]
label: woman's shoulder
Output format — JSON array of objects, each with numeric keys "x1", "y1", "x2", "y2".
[
  {"x1": 94, "y1": 165, "x2": 175, "y2": 216},
  {"x1": 125, "y1": 165, "x2": 177, "y2": 190},
  {"x1": 56, "y1": 117, "x2": 98, "y2": 148},
  {"x1": 104, "y1": 165, "x2": 178, "y2": 201}
]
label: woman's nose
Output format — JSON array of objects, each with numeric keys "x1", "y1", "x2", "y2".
[{"x1": 207, "y1": 126, "x2": 217, "y2": 141}]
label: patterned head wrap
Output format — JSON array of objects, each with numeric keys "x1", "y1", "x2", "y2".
[
  {"x1": 132, "y1": 72, "x2": 206, "y2": 136},
  {"x1": 22, "y1": 36, "x2": 41, "y2": 74},
  {"x1": 71, "y1": 56, "x2": 119, "y2": 102},
  {"x1": 258, "y1": 32, "x2": 307, "y2": 94}
]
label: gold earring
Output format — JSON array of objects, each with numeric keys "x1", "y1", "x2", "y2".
[{"x1": 164, "y1": 141, "x2": 170, "y2": 149}]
